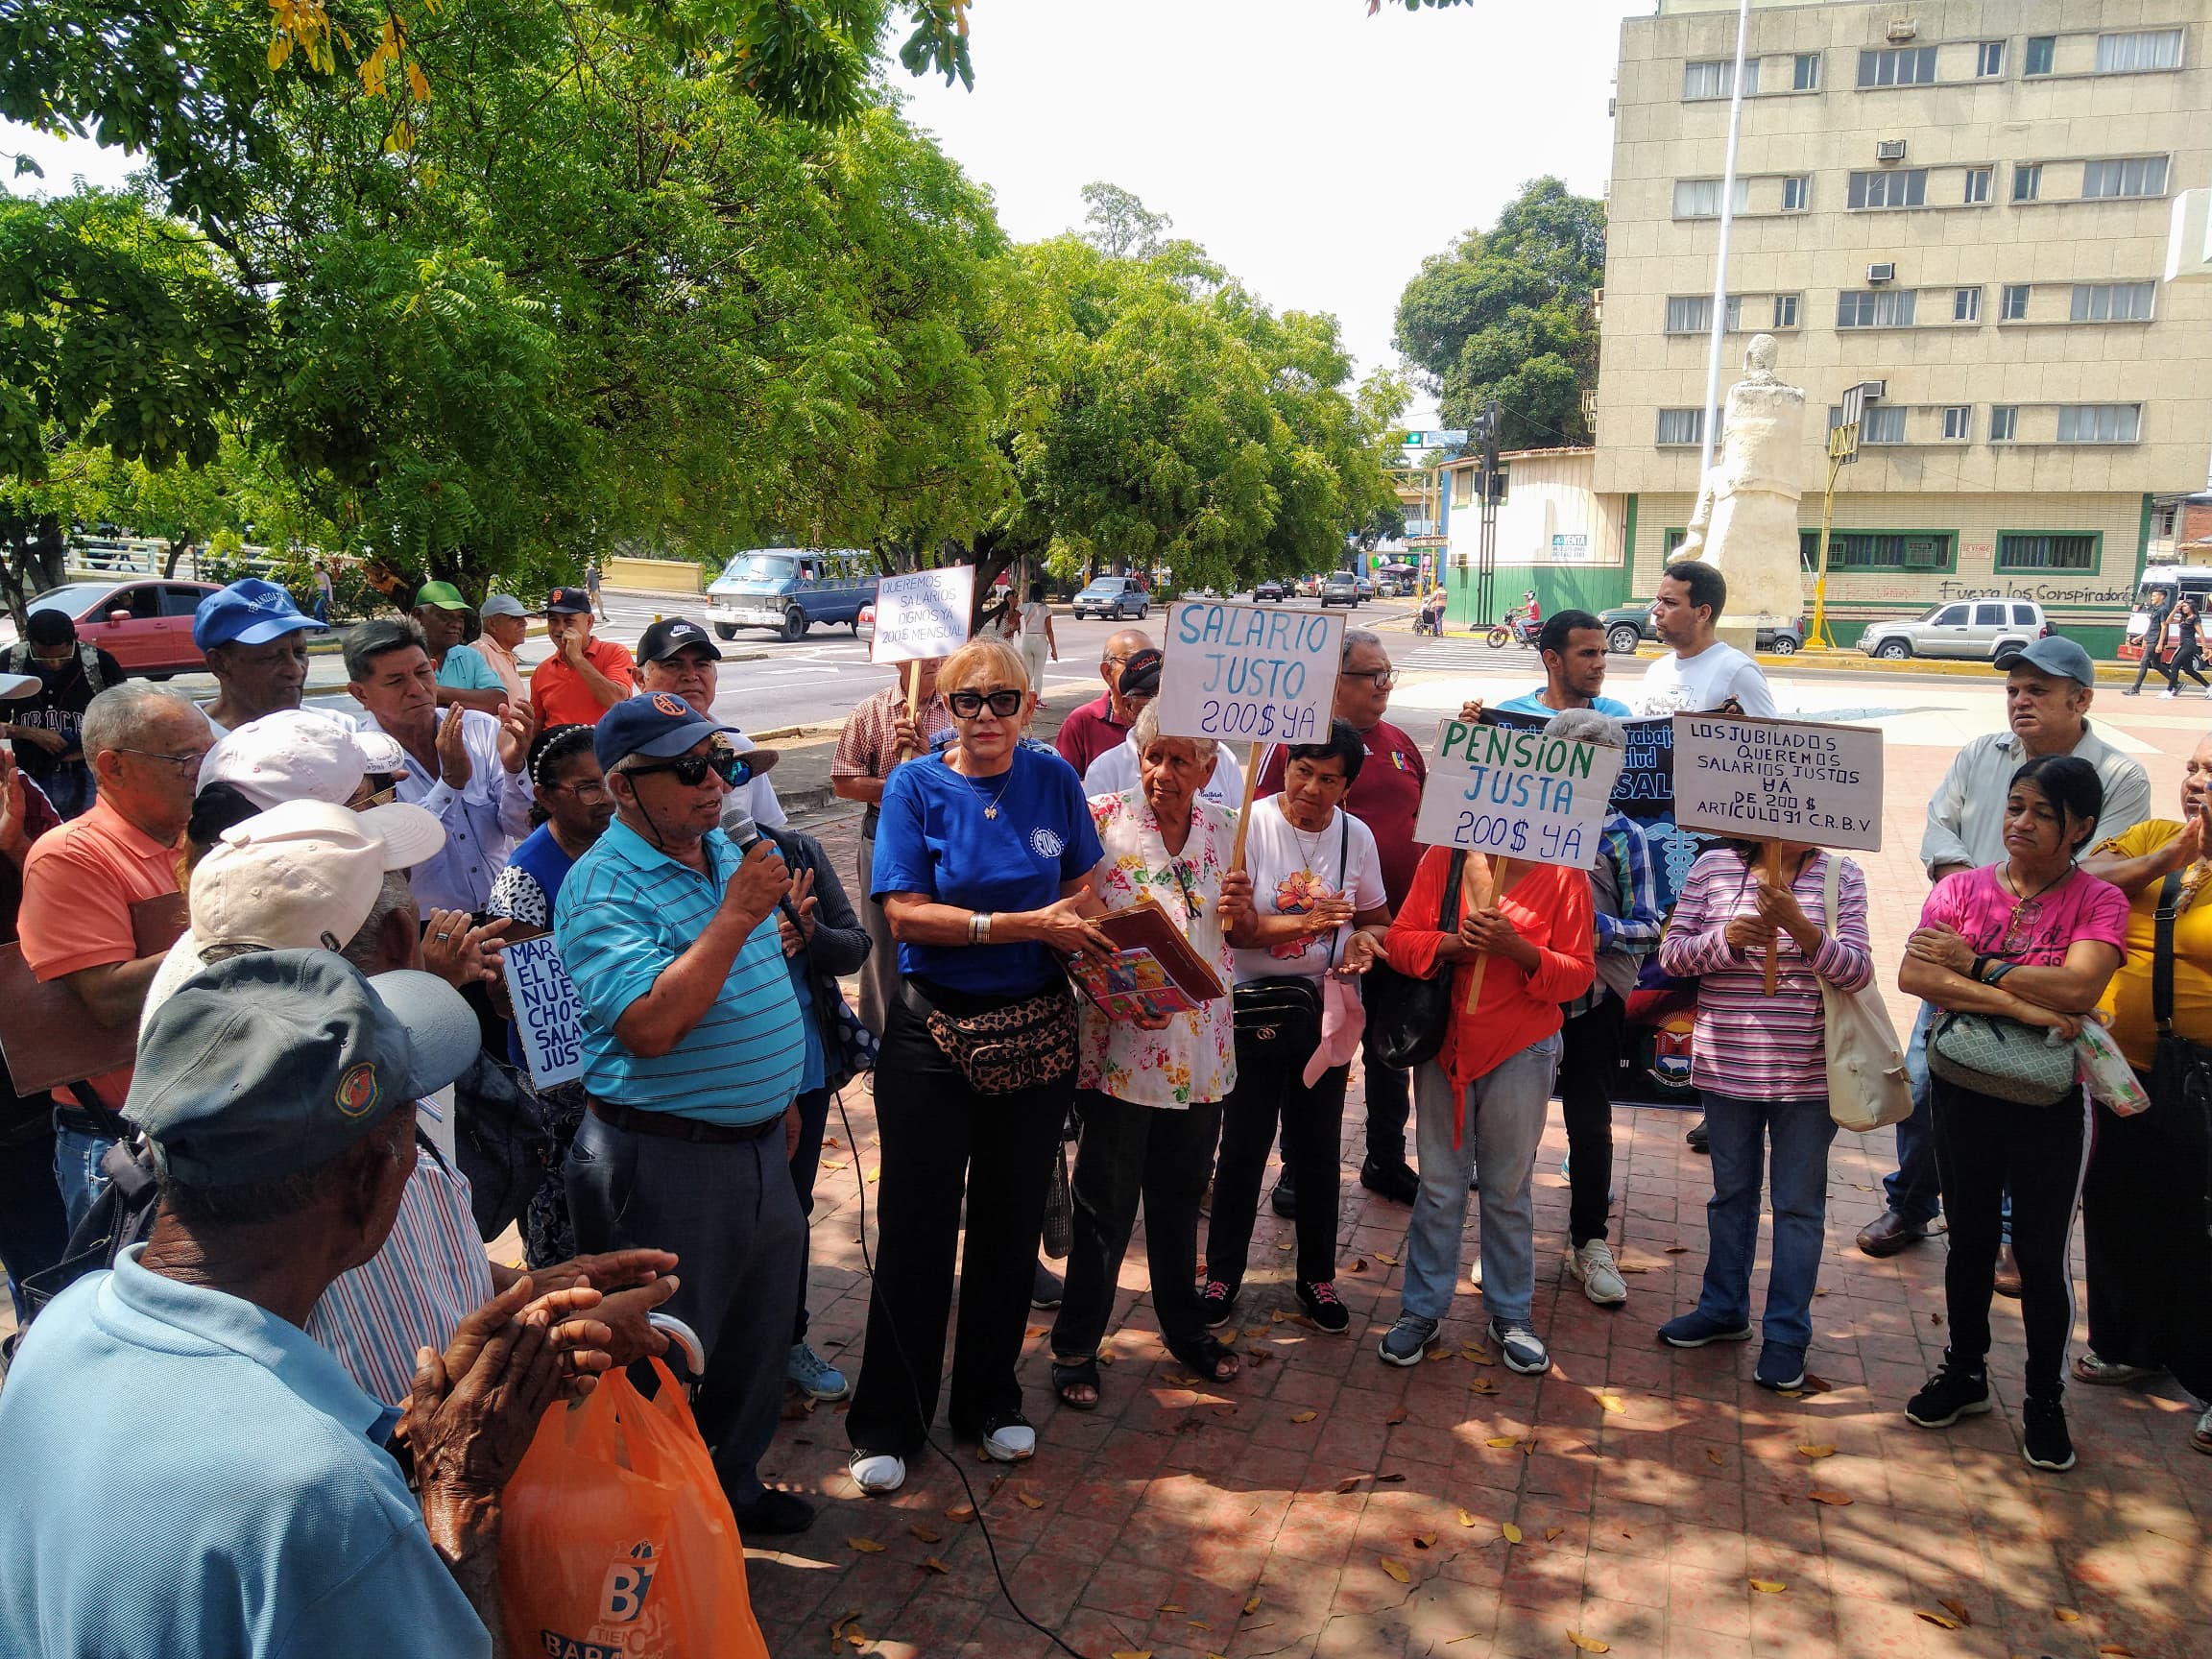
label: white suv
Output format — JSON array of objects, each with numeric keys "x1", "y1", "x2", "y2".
[{"x1": 1858, "y1": 598, "x2": 2050, "y2": 661}]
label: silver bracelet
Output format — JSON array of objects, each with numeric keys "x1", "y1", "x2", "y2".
[{"x1": 968, "y1": 910, "x2": 993, "y2": 945}]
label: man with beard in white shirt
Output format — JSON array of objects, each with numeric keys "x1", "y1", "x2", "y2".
[{"x1": 1632, "y1": 560, "x2": 1777, "y2": 720}]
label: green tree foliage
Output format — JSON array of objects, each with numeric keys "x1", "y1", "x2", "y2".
[
  {"x1": 1080, "y1": 182, "x2": 1173, "y2": 260},
  {"x1": 1392, "y1": 177, "x2": 1605, "y2": 450}
]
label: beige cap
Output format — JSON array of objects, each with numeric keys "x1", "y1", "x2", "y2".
[
  {"x1": 190, "y1": 799, "x2": 445, "y2": 952},
  {"x1": 203, "y1": 710, "x2": 408, "y2": 810}
]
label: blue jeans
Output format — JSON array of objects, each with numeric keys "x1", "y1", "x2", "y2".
[
  {"x1": 1695, "y1": 1092, "x2": 1836, "y2": 1352},
  {"x1": 1400, "y1": 1035, "x2": 1560, "y2": 1328},
  {"x1": 1882, "y1": 1003, "x2": 1942, "y2": 1226},
  {"x1": 53, "y1": 1122, "x2": 114, "y2": 1236}
]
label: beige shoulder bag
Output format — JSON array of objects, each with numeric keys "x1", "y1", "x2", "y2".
[{"x1": 1817, "y1": 855, "x2": 1913, "y2": 1132}]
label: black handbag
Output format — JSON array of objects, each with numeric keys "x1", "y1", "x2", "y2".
[
  {"x1": 1362, "y1": 849, "x2": 1469, "y2": 1070},
  {"x1": 451, "y1": 1048, "x2": 553, "y2": 1242},
  {"x1": 1231, "y1": 815, "x2": 1346, "y2": 1055},
  {"x1": 2151, "y1": 871, "x2": 2212, "y2": 1117}
]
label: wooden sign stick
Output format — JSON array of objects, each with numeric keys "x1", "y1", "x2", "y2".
[
  {"x1": 1229, "y1": 740, "x2": 1265, "y2": 873},
  {"x1": 1762, "y1": 838, "x2": 1784, "y2": 997},
  {"x1": 897, "y1": 657, "x2": 922, "y2": 763},
  {"x1": 1462, "y1": 854, "x2": 1510, "y2": 1014}
]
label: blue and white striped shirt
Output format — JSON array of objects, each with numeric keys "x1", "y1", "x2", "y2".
[{"x1": 556, "y1": 818, "x2": 805, "y2": 1125}]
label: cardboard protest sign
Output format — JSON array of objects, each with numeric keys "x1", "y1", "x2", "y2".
[
  {"x1": 501, "y1": 931, "x2": 586, "y2": 1088},
  {"x1": 1158, "y1": 601, "x2": 1344, "y2": 747},
  {"x1": 1415, "y1": 719, "x2": 1626, "y2": 869},
  {"x1": 869, "y1": 565, "x2": 975, "y2": 664},
  {"x1": 1671, "y1": 712, "x2": 1884, "y2": 852},
  {"x1": 1479, "y1": 708, "x2": 1693, "y2": 902}
]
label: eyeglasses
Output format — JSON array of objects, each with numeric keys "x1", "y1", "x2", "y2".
[
  {"x1": 947, "y1": 688, "x2": 1025, "y2": 719},
  {"x1": 354, "y1": 776, "x2": 400, "y2": 809},
  {"x1": 546, "y1": 779, "x2": 611, "y2": 802},
  {"x1": 621, "y1": 748, "x2": 752, "y2": 788},
  {"x1": 1341, "y1": 668, "x2": 1399, "y2": 691},
  {"x1": 115, "y1": 748, "x2": 206, "y2": 777}
]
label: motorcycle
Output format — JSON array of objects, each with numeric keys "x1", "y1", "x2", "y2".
[{"x1": 1484, "y1": 614, "x2": 1543, "y2": 650}]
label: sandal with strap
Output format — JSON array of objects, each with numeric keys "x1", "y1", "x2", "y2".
[
  {"x1": 1050, "y1": 1354, "x2": 1102, "y2": 1411},
  {"x1": 1166, "y1": 1334, "x2": 1242, "y2": 1384}
]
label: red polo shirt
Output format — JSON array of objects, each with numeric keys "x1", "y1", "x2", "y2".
[
  {"x1": 1053, "y1": 693, "x2": 1129, "y2": 777},
  {"x1": 530, "y1": 635, "x2": 637, "y2": 728},
  {"x1": 1258, "y1": 719, "x2": 1429, "y2": 910}
]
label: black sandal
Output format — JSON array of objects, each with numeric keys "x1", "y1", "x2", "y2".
[
  {"x1": 1166, "y1": 1334, "x2": 1242, "y2": 1384},
  {"x1": 1050, "y1": 1355, "x2": 1102, "y2": 1410}
]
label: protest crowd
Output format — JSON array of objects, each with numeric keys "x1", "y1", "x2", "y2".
[{"x1": 0, "y1": 556, "x2": 2204, "y2": 1656}]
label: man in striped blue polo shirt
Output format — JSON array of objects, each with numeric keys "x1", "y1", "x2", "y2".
[{"x1": 557, "y1": 693, "x2": 814, "y2": 1534}]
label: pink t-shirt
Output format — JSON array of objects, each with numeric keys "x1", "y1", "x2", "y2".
[{"x1": 1920, "y1": 864, "x2": 2129, "y2": 967}]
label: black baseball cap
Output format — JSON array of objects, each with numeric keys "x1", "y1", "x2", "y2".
[
  {"x1": 1119, "y1": 647, "x2": 1165, "y2": 696},
  {"x1": 637, "y1": 617, "x2": 723, "y2": 664},
  {"x1": 545, "y1": 587, "x2": 594, "y2": 615}
]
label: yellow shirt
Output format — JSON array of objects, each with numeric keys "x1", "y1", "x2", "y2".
[{"x1": 2094, "y1": 819, "x2": 2212, "y2": 1068}]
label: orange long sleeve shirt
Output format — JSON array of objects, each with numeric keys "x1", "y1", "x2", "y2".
[{"x1": 1383, "y1": 847, "x2": 1596, "y2": 1109}]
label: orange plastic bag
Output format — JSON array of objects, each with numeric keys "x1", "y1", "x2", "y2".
[{"x1": 498, "y1": 1358, "x2": 769, "y2": 1659}]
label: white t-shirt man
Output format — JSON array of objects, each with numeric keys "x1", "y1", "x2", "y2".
[
  {"x1": 1081, "y1": 735, "x2": 1245, "y2": 808},
  {"x1": 1634, "y1": 640, "x2": 1776, "y2": 717},
  {"x1": 1233, "y1": 795, "x2": 1387, "y2": 983}
]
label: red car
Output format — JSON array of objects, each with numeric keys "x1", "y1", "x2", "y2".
[{"x1": 19, "y1": 579, "x2": 223, "y2": 678}]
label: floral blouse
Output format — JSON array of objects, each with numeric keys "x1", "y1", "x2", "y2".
[{"x1": 1077, "y1": 790, "x2": 1239, "y2": 1109}]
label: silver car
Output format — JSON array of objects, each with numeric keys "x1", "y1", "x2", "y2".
[{"x1": 1858, "y1": 598, "x2": 2048, "y2": 661}]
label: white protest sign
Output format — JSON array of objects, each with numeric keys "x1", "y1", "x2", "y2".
[
  {"x1": 500, "y1": 932, "x2": 586, "y2": 1088},
  {"x1": 1158, "y1": 601, "x2": 1344, "y2": 747},
  {"x1": 870, "y1": 565, "x2": 975, "y2": 664},
  {"x1": 1671, "y1": 712, "x2": 1885, "y2": 851},
  {"x1": 1414, "y1": 718, "x2": 1626, "y2": 869}
]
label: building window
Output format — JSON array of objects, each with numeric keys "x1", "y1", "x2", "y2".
[
  {"x1": 2012, "y1": 163, "x2": 2042, "y2": 202},
  {"x1": 1665, "y1": 296, "x2": 1710, "y2": 333},
  {"x1": 2071, "y1": 281, "x2": 2156, "y2": 322},
  {"x1": 2056, "y1": 403, "x2": 2142, "y2": 443},
  {"x1": 1781, "y1": 176, "x2": 1810, "y2": 210},
  {"x1": 1848, "y1": 169, "x2": 1928, "y2": 208},
  {"x1": 1990, "y1": 405, "x2": 2019, "y2": 440},
  {"x1": 1837, "y1": 289, "x2": 1918, "y2": 327},
  {"x1": 1673, "y1": 177, "x2": 1750, "y2": 218},
  {"x1": 1683, "y1": 58, "x2": 1758, "y2": 99},
  {"x1": 2082, "y1": 156, "x2": 2169, "y2": 198},
  {"x1": 1998, "y1": 533, "x2": 2098, "y2": 570},
  {"x1": 1663, "y1": 528, "x2": 1689, "y2": 557},
  {"x1": 2001, "y1": 283, "x2": 2032, "y2": 320},
  {"x1": 1954, "y1": 286, "x2": 1981, "y2": 322},
  {"x1": 2026, "y1": 36, "x2": 2056, "y2": 75},
  {"x1": 1452, "y1": 469, "x2": 1474, "y2": 506},
  {"x1": 1862, "y1": 406, "x2": 1908, "y2": 444},
  {"x1": 1797, "y1": 530, "x2": 1955, "y2": 571},
  {"x1": 1941, "y1": 405, "x2": 1973, "y2": 440},
  {"x1": 1975, "y1": 40, "x2": 2006, "y2": 77},
  {"x1": 1964, "y1": 166, "x2": 1992, "y2": 204},
  {"x1": 1656, "y1": 409, "x2": 1705, "y2": 446},
  {"x1": 1793, "y1": 52, "x2": 1821, "y2": 90},
  {"x1": 1772, "y1": 294, "x2": 1800, "y2": 328},
  {"x1": 2096, "y1": 30, "x2": 2183, "y2": 72},
  {"x1": 1859, "y1": 46, "x2": 1938, "y2": 86}
]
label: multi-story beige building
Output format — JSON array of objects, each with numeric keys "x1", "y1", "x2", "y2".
[{"x1": 1589, "y1": 0, "x2": 2212, "y2": 653}]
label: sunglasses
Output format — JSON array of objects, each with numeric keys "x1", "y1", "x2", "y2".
[
  {"x1": 623, "y1": 747, "x2": 752, "y2": 788},
  {"x1": 947, "y1": 688, "x2": 1025, "y2": 719}
]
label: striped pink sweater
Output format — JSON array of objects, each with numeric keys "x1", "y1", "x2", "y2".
[{"x1": 1656, "y1": 849, "x2": 1875, "y2": 1101}]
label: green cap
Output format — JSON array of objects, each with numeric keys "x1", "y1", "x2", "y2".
[
  {"x1": 414, "y1": 581, "x2": 469, "y2": 611},
  {"x1": 127, "y1": 950, "x2": 480, "y2": 1189}
]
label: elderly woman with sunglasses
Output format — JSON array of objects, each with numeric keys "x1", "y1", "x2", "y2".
[
  {"x1": 1049, "y1": 703, "x2": 1254, "y2": 1410},
  {"x1": 847, "y1": 637, "x2": 1109, "y2": 1496}
]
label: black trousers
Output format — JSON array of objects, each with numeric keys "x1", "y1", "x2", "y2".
[
  {"x1": 2162, "y1": 644, "x2": 2212, "y2": 690},
  {"x1": 1556, "y1": 996, "x2": 1625, "y2": 1248},
  {"x1": 787, "y1": 1084, "x2": 830, "y2": 1344},
  {"x1": 1052, "y1": 1090, "x2": 1223, "y2": 1361},
  {"x1": 1206, "y1": 1029, "x2": 1349, "y2": 1290},
  {"x1": 2082, "y1": 1078, "x2": 2212, "y2": 1400},
  {"x1": 1930, "y1": 1075, "x2": 2091, "y2": 1400},
  {"x1": 846, "y1": 995, "x2": 1070, "y2": 1457}
]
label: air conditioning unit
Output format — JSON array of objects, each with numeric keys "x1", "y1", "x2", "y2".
[
  {"x1": 1875, "y1": 139, "x2": 1909, "y2": 161},
  {"x1": 1887, "y1": 18, "x2": 1918, "y2": 40},
  {"x1": 1867, "y1": 263, "x2": 1897, "y2": 283}
]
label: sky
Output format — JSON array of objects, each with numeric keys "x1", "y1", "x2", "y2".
[{"x1": 2, "y1": 0, "x2": 1647, "y2": 421}]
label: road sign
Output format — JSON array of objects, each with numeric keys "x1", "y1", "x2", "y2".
[{"x1": 1401, "y1": 429, "x2": 1470, "y2": 449}]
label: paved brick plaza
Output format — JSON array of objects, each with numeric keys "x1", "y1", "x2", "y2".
[{"x1": 744, "y1": 685, "x2": 2212, "y2": 1659}]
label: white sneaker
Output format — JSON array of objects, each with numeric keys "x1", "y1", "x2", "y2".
[
  {"x1": 849, "y1": 1452, "x2": 906, "y2": 1495},
  {"x1": 1571, "y1": 1239, "x2": 1629, "y2": 1306},
  {"x1": 979, "y1": 1417, "x2": 1037, "y2": 1461},
  {"x1": 2160, "y1": 688, "x2": 2179, "y2": 699}
]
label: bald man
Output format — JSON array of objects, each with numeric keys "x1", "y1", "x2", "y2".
[{"x1": 1053, "y1": 628, "x2": 1156, "y2": 776}]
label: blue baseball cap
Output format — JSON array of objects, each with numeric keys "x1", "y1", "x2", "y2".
[
  {"x1": 1994, "y1": 635, "x2": 2097, "y2": 686},
  {"x1": 193, "y1": 578, "x2": 327, "y2": 651},
  {"x1": 593, "y1": 692, "x2": 733, "y2": 770}
]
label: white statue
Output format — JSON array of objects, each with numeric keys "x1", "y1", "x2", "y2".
[{"x1": 1671, "y1": 334, "x2": 1806, "y2": 638}]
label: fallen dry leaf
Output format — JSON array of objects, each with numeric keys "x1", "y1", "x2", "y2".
[
  {"x1": 1375, "y1": 1251, "x2": 1399, "y2": 1265},
  {"x1": 1485, "y1": 1435, "x2": 1520, "y2": 1448},
  {"x1": 1270, "y1": 1309, "x2": 1289, "y2": 1323},
  {"x1": 920, "y1": 1556, "x2": 950, "y2": 1575},
  {"x1": 1334, "y1": 1476, "x2": 1364, "y2": 1493},
  {"x1": 1457, "y1": 1507, "x2": 1479, "y2": 1527},
  {"x1": 1913, "y1": 1611, "x2": 1958, "y2": 1630},
  {"x1": 1380, "y1": 1555, "x2": 1411, "y2": 1583},
  {"x1": 865, "y1": 1167, "x2": 879, "y2": 1183},
  {"x1": 945, "y1": 1503, "x2": 976, "y2": 1523},
  {"x1": 1807, "y1": 1488, "x2": 1853, "y2": 1507},
  {"x1": 1749, "y1": 1579, "x2": 1786, "y2": 1594},
  {"x1": 1426, "y1": 1346, "x2": 1455, "y2": 1362},
  {"x1": 829, "y1": 1610, "x2": 860, "y2": 1642},
  {"x1": 1109, "y1": 1651, "x2": 1153, "y2": 1659},
  {"x1": 1566, "y1": 1632, "x2": 1612, "y2": 1654},
  {"x1": 1291, "y1": 1409, "x2": 1318, "y2": 1424},
  {"x1": 1350, "y1": 1257, "x2": 1368, "y2": 1273},
  {"x1": 1157, "y1": 1603, "x2": 1185, "y2": 1613},
  {"x1": 1376, "y1": 1473, "x2": 1407, "y2": 1484},
  {"x1": 1214, "y1": 1405, "x2": 1237, "y2": 1417},
  {"x1": 848, "y1": 1537, "x2": 885, "y2": 1553},
  {"x1": 1470, "y1": 1377, "x2": 1499, "y2": 1394},
  {"x1": 1461, "y1": 1345, "x2": 1497, "y2": 1365},
  {"x1": 1164, "y1": 1371, "x2": 1201, "y2": 1386},
  {"x1": 1274, "y1": 1240, "x2": 1293, "y2": 1252},
  {"x1": 1502, "y1": 1523, "x2": 1524, "y2": 1545},
  {"x1": 1599, "y1": 1394, "x2": 1625, "y2": 1415},
  {"x1": 846, "y1": 1632, "x2": 867, "y2": 1651},
  {"x1": 1414, "y1": 1532, "x2": 1438, "y2": 1549},
  {"x1": 1243, "y1": 1596, "x2": 1262, "y2": 1616},
  {"x1": 2098, "y1": 1647, "x2": 2137, "y2": 1657},
  {"x1": 1016, "y1": 1489, "x2": 1045, "y2": 1510},
  {"x1": 1937, "y1": 1598, "x2": 1972, "y2": 1626},
  {"x1": 1706, "y1": 1448, "x2": 1723, "y2": 1466},
  {"x1": 1796, "y1": 1444, "x2": 1837, "y2": 1459},
  {"x1": 1545, "y1": 1527, "x2": 1565, "y2": 1542},
  {"x1": 2055, "y1": 1607, "x2": 2082, "y2": 1623},
  {"x1": 1664, "y1": 1244, "x2": 1689, "y2": 1254},
  {"x1": 1243, "y1": 1326, "x2": 1268, "y2": 1337},
  {"x1": 1930, "y1": 1310, "x2": 1945, "y2": 1325},
  {"x1": 909, "y1": 1525, "x2": 941, "y2": 1544},
  {"x1": 1386, "y1": 1404, "x2": 1408, "y2": 1426}
]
